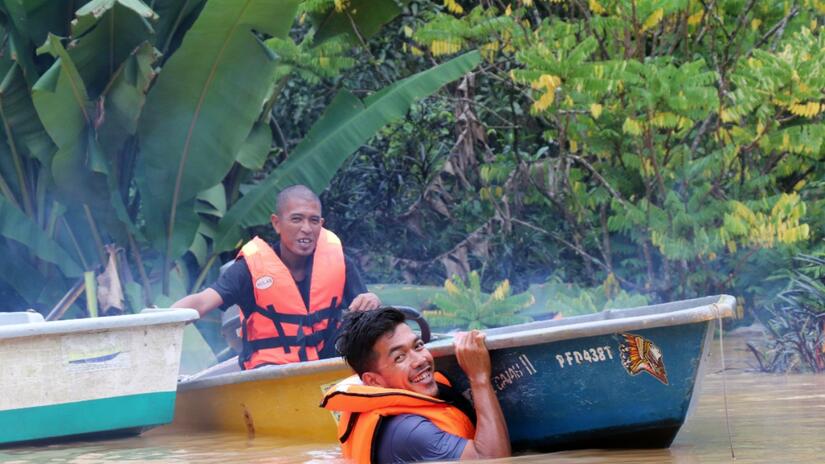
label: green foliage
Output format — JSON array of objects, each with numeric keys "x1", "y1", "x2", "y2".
[
  {"x1": 0, "y1": 0, "x2": 480, "y2": 316},
  {"x1": 749, "y1": 254, "x2": 825, "y2": 373},
  {"x1": 321, "y1": 0, "x2": 822, "y2": 326},
  {"x1": 522, "y1": 276, "x2": 649, "y2": 318},
  {"x1": 368, "y1": 283, "x2": 446, "y2": 310},
  {"x1": 429, "y1": 271, "x2": 535, "y2": 330}
]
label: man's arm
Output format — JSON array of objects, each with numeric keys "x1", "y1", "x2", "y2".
[
  {"x1": 342, "y1": 254, "x2": 381, "y2": 311},
  {"x1": 454, "y1": 330, "x2": 511, "y2": 460},
  {"x1": 172, "y1": 288, "x2": 223, "y2": 319}
]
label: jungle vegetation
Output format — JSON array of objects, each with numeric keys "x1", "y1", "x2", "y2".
[
  {"x1": 0, "y1": 0, "x2": 479, "y2": 316},
  {"x1": 313, "y1": 0, "x2": 823, "y2": 330}
]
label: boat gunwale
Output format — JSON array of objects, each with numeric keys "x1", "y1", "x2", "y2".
[
  {"x1": 0, "y1": 308, "x2": 199, "y2": 340},
  {"x1": 178, "y1": 295, "x2": 734, "y2": 391}
]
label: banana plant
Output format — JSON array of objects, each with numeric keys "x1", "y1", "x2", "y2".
[{"x1": 430, "y1": 271, "x2": 535, "y2": 330}]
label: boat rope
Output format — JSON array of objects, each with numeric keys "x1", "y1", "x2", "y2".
[{"x1": 717, "y1": 314, "x2": 736, "y2": 459}]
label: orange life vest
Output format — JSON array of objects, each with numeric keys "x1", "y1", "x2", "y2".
[
  {"x1": 237, "y1": 229, "x2": 345, "y2": 369},
  {"x1": 320, "y1": 373, "x2": 476, "y2": 463}
]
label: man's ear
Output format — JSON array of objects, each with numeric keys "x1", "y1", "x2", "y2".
[
  {"x1": 360, "y1": 371, "x2": 387, "y2": 388},
  {"x1": 270, "y1": 213, "x2": 280, "y2": 234}
]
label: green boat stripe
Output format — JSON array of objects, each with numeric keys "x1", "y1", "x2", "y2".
[{"x1": 0, "y1": 391, "x2": 176, "y2": 445}]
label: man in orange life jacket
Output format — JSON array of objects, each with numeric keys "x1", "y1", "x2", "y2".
[
  {"x1": 173, "y1": 185, "x2": 381, "y2": 369},
  {"x1": 321, "y1": 308, "x2": 510, "y2": 463}
]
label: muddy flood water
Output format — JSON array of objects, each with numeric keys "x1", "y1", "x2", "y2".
[{"x1": 3, "y1": 327, "x2": 825, "y2": 463}]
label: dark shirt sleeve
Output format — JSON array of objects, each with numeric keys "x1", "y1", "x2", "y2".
[
  {"x1": 342, "y1": 253, "x2": 368, "y2": 307},
  {"x1": 375, "y1": 414, "x2": 468, "y2": 463},
  {"x1": 209, "y1": 257, "x2": 255, "y2": 312}
]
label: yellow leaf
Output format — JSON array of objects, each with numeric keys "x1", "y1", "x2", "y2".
[
  {"x1": 481, "y1": 41, "x2": 500, "y2": 61},
  {"x1": 589, "y1": 0, "x2": 607, "y2": 14},
  {"x1": 687, "y1": 11, "x2": 703, "y2": 26},
  {"x1": 590, "y1": 103, "x2": 603, "y2": 119},
  {"x1": 641, "y1": 8, "x2": 664, "y2": 32},
  {"x1": 491, "y1": 280, "x2": 510, "y2": 301},
  {"x1": 622, "y1": 117, "x2": 642, "y2": 136},
  {"x1": 532, "y1": 90, "x2": 555, "y2": 112},
  {"x1": 750, "y1": 18, "x2": 762, "y2": 30},
  {"x1": 505, "y1": 4, "x2": 512, "y2": 16},
  {"x1": 790, "y1": 102, "x2": 822, "y2": 118},
  {"x1": 403, "y1": 26, "x2": 413, "y2": 38},
  {"x1": 431, "y1": 39, "x2": 461, "y2": 56},
  {"x1": 444, "y1": 278, "x2": 460, "y2": 296},
  {"x1": 531, "y1": 74, "x2": 561, "y2": 90},
  {"x1": 334, "y1": 0, "x2": 347, "y2": 13},
  {"x1": 569, "y1": 139, "x2": 578, "y2": 152},
  {"x1": 443, "y1": 0, "x2": 464, "y2": 14}
]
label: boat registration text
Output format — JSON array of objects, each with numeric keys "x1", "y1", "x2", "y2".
[{"x1": 555, "y1": 346, "x2": 614, "y2": 368}]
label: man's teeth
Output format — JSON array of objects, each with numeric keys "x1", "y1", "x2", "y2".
[
  {"x1": 298, "y1": 239, "x2": 311, "y2": 243},
  {"x1": 412, "y1": 371, "x2": 432, "y2": 383}
]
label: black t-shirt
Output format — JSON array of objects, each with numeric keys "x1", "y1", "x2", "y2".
[{"x1": 210, "y1": 241, "x2": 368, "y2": 315}]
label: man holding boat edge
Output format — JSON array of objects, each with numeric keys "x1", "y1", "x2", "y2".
[
  {"x1": 172, "y1": 184, "x2": 381, "y2": 369},
  {"x1": 321, "y1": 307, "x2": 511, "y2": 462}
]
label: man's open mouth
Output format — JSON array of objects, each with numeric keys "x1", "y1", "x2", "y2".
[
  {"x1": 411, "y1": 369, "x2": 432, "y2": 384},
  {"x1": 297, "y1": 238, "x2": 313, "y2": 245}
]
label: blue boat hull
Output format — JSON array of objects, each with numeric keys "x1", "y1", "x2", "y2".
[{"x1": 437, "y1": 320, "x2": 713, "y2": 452}]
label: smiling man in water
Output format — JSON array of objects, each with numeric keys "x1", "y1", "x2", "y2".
[
  {"x1": 173, "y1": 185, "x2": 380, "y2": 369},
  {"x1": 321, "y1": 307, "x2": 511, "y2": 462}
]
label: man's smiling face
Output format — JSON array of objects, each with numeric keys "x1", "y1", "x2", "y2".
[
  {"x1": 271, "y1": 196, "x2": 324, "y2": 258},
  {"x1": 365, "y1": 323, "x2": 438, "y2": 397}
]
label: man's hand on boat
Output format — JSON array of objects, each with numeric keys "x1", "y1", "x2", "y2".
[
  {"x1": 454, "y1": 330, "x2": 512, "y2": 460},
  {"x1": 347, "y1": 292, "x2": 381, "y2": 311},
  {"x1": 454, "y1": 331, "x2": 492, "y2": 385}
]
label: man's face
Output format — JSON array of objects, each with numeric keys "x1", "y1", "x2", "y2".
[
  {"x1": 364, "y1": 323, "x2": 438, "y2": 397},
  {"x1": 271, "y1": 197, "x2": 324, "y2": 257}
]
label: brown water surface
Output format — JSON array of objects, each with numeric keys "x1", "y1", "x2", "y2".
[{"x1": 3, "y1": 329, "x2": 824, "y2": 463}]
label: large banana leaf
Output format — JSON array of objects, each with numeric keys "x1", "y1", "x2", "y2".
[
  {"x1": 0, "y1": 195, "x2": 82, "y2": 277},
  {"x1": 71, "y1": 0, "x2": 157, "y2": 98},
  {"x1": 136, "y1": 0, "x2": 301, "y2": 264},
  {"x1": 151, "y1": 0, "x2": 206, "y2": 56},
  {"x1": 311, "y1": 0, "x2": 411, "y2": 45},
  {"x1": 0, "y1": 0, "x2": 70, "y2": 83},
  {"x1": 213, "y1": 50, "x2": 481, "y2": 252},
  {"x1": 0, "y1": 63, "x2": 56, "y2": 168},
  {"x1": 31, "y1": 34, "x2": 103, "y2": 205},
  {"x1": 0, "y1": 241, "x2": 48, "y2": 303}
]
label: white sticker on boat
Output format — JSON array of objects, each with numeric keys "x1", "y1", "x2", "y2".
[
  {"x1": 255, "y1": 276, "x2": 274, "y2": 289},
  {"x1": 555, "y1": 346, "x2": 614, "y2": 368},
  {"x1": 62, "y1": 334, "x2": 131, "y2": 373},
  {"x1": 492, "y1": 354, "x2": 538, "y2": 392}
]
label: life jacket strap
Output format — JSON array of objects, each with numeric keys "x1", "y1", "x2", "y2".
[{"x1": 250, "y1": 301, "x2": 340, "y2": 325}]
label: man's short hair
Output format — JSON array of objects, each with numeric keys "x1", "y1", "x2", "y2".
[
  {"x1": 336, "y1": 307, "x2": 406, "y2": 375},
  {"x1": 276, "y1": 185, "x2": 321, "y2": 215}
]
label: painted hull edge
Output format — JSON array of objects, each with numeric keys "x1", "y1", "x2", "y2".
[
  {"x1": 513, "y1": 419, "x2": 683, "y2": 452},
  {"x1": 0, "y1": 391, "x2": 176, "y2": 446}
]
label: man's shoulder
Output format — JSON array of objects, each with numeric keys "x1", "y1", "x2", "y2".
[{"x1": 376, "y1": 414, "x2": 467, "y2": 463}]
